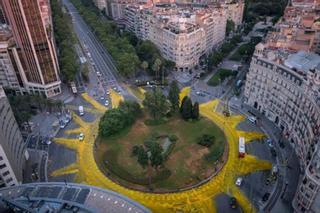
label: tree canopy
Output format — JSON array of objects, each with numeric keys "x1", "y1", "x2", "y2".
[
  {"x1": 168, "y1": 81, "x2": 180, "y2": 112},
  {"x1": 99, "y1": 101, "x2": 141, "y2": 137},
  {"x1": 143, "y1": 88, "x2": 169, "y2": 121},
  {"x1": 51, "y1": 0, "x2": 78, "y2": 82},
  {"x1": 70, "y1": 0, "x2": 140, "y2": 77}
]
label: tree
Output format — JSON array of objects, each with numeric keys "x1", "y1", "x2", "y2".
[
  {"x1": 141, "y1": 61, "x2": 148, "y2": 72},
  {"x1": 198, "y1": 134, "x2": 215, "y2": 147},
  {"x1": 180, "y1": 96, "x2": 193, "y2": 120},
  {"x1": 152, "y1": 58, "x2": 162, "y2": 79},
  {"x1": 144, "y1": 138, "x2": 164, "y2": 169},
  {"x1": 81, "y1": 62, "x2": 89, "y2": 82},
  {"x1": 99, "y1": 101, "x2": 141, "y2": 137},
  {"x1": 137, "y1": 146, "x2": 149, "y2": 169},
  {"x1": 143, "y1": 88, "x2": 169, "y2": 121},
  {"x1": 226, "y1": 19, "x2": 235, "y2": 36},
  {"x1": 168, "y1": 81, "x2": 180, "y2": 112},
  {"x1": 192, "y1": 102, "x2": 200, "y2": 120}
]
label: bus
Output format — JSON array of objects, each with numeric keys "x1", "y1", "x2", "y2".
[
  {"x1": 70, "y1": 82, "x2": 77, "y2": 94},
  {"x1": 239, "y1": 137, "x2": 245, "y2": 158}
]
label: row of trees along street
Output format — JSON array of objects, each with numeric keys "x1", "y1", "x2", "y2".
[
  {"x1": 51, "y1": 0, "x2": 79, "y2": 82},
  {"x1": 70, "y1": 0, "x2": 175, "y2": 78}
]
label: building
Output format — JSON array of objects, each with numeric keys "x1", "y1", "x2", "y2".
[
  {"x1": 0, "y1": 25, "x2": 23, "y2": 91},
  {"x1": 223, "y1": 0, "x2": 244, "y2": 27},
  {"x1": 0, "y1": 182, "x2": 150, "y2": 212},
  {"x1": 0, "y1": 86, "x2": 29, "y2": 188},
  {"x1": 94, "y1": 0, "x2": 107, "y2": 11},
  {"x1": 245, "y1": 45, "x2": 320, "y2": 213},
  {"x1": 244, "y1": 2, "x2": 320, "y2": 212},
  {"x1": 0, "y1": 0, "x2": 61, "y2": 98},
  {"x1": 294, "y1": 144, "x2": 320, "y2": 212},
  {"x1": 124, "y1": 3, "x2": 227, "y2": 71}
]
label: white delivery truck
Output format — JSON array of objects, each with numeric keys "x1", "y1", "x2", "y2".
[{"x1": 79, "y1": 106, "x2": 84, "y2": 116}]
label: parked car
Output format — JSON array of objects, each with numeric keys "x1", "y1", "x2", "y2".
[
  {"x1": 79, "y1": 133, "x2": 84, "y2": 141},
  {"x1": 229, "y1": 197, "x2": 237, "y2": 209},
  {"x1": 247, "y1": 116, "x2": 257, "y2": 124},
  {"x1": 262, "y1": 193, "x2": 270, "y2": 202},
  {"x1": 267, "y1": 138, "x2": 274, "y2": 148},
  {"x1": 235, "y1": 177, "x2": 243, "y2": 186}
]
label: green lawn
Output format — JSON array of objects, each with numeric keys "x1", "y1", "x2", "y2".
[
  {"x1": 207, "y1": 69, "x2": 235, "y2": 86},
  {"x1": 95, "y1": 114, "x2": 226, "y2": 191}
]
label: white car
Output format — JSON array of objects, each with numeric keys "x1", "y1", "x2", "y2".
[
  {"x1": 235, "y1": 177, "x2": 243, "y2": 186},
  {"x1": 106, "y1": 90, "x2": 110, "y2": 95},
  {"x1": 247, "y1": 116, "x2": 257, "y2": 124},
  {"x1": 100, "y1": 96, "x2": 104, "y2": 100},
  {"x1": 79, "y1": 133, "x2": 84, "y2": 141},
  {"x1": 104, "y1": 100, "x2": 109, "y2": 106}
]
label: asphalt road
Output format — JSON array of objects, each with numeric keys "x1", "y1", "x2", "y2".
[{"x1": 63, "y1": 0, "x2": 132, "y2": 99}]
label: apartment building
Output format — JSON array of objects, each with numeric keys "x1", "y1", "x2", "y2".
[
  {"x1": 124, "y1": 4, "x2": 227, "y2": 70},
  {"x1": 0, "y1": 86, "x2": 29, "y2": 187},
  {"x1": 0, "y1": 0, "x2": 61, "y2": 98},
  {"x1": 244, "y1": 2, "x2": 320, "y2": 212},
  {"x1": 223, "y1": 0, "x2": 244, "y2": 27}
]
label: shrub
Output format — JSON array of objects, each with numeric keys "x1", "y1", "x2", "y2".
[
  {"x1": 198, "y1": 134, "x2": 215, "y2": 148},
  {"x1": 169, "y1": 134, "x2": 178, "y2": 142}
]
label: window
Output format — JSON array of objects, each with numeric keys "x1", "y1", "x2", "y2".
[
  {"x1": 0, "y1": 164, "x2": 6, "y2": 169},
  {"x1": 6, "y1": 177, "x2": 13, "y2": 183},
  {"x1": 2, "y1": 171, "x2": 9, "y2": 176}
]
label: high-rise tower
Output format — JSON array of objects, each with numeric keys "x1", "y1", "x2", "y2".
[{"x1": 0, "y1": 0, "x2": 61, "y2": 97}]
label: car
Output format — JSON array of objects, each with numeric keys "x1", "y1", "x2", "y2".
[
  {"x1": 113, "y1": 86, "x2": 118, "y2": 91},
  {"x1": 106, "y1": 90, "x2": 110, "y2": 95},
  {"x1": 104, "y1": 100, "x2": 109, "y2": 106},
  {"x1": 79, "y1": 133, "x2": 84, "y2": 141},
  {"x1": 262, "y1": 193, "x2": 270, "y2": 202},
  {"x1": 235, "y1": 177, "x2": 243, "y2": 186},
  {"x1": 59, "y1": 120, "x2": 66, "y2": 129},
  {"x1": 270, "y1": 148, "x2": 277, "y2": 157},
  {"x1": 100, "y1": 96, "x2": 104, "y2": 100},
  {"x1": 247, "y1": 116, "x2": 257, "y2": 124},
  {"x1": 46, "y1": 140, "x2": 52, "y2": 145},
  {"x1": 267, "y1": 138, "x2": 274, "y2": 148},
  {"x1": 229, "y1": 197, "x2": 237, "y2": 209}
]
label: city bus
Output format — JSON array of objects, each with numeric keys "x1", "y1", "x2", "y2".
[{"x1": 239, "y1": 137, "x2": 245, "y2": 158}]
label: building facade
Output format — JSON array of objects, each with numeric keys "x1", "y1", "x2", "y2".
[
  {"x1": 0, "y1": 0, "x2": 61, "y2": 97},
  {"x1": 124, "y1": 4, "x2": 227, "y2": 70},
  {"x1": 245, "y1": 44, "x2": 320, "y2": 213},
  {"x1": 0, "y1": 25, "x2": 22, "y2": 91},
  {"x1": 0, "y1": 86, "x2": 29, "y2": 187}
]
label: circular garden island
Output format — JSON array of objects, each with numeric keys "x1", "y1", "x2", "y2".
[{"x1": 95, "y1": 86, "x2": 227, "y2": 192}]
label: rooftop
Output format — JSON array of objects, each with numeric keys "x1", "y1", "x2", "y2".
[
  {"x1": 284, "y1": 51, "x2": 320, "y2": 73},
  {"x1": 0, "y1": 182, "x2": 150, "y2": 213}
]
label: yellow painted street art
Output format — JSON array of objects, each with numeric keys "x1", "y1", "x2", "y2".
[
  {"x1": 52, "y1": 90, "x2": 272, "y2": 212},
  {"x1": 110, "y1": 89, "x2": 124, "y2": 108}
]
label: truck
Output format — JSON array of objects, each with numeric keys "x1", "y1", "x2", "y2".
[
  {"x1": 239, "y1": 137, "x2": 245, "y2": 158},
  {"x1": 79, "y1": 106, "x2": 84, "y2": 116}
]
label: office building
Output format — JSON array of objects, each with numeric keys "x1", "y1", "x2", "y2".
[
  {"x1": 0, "y1": 86, "x2": 28, "y2": 187},
  {"x1": 0, "y1": 0, "x2": 61, "y2": 97}
]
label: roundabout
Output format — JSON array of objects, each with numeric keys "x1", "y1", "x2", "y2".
[
  {"x1": 95, "y1": 112, "x2": 227, "y2": 192},
  {"x1": 52, "y1": 88, "x2": 271, "y2": 212}
]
